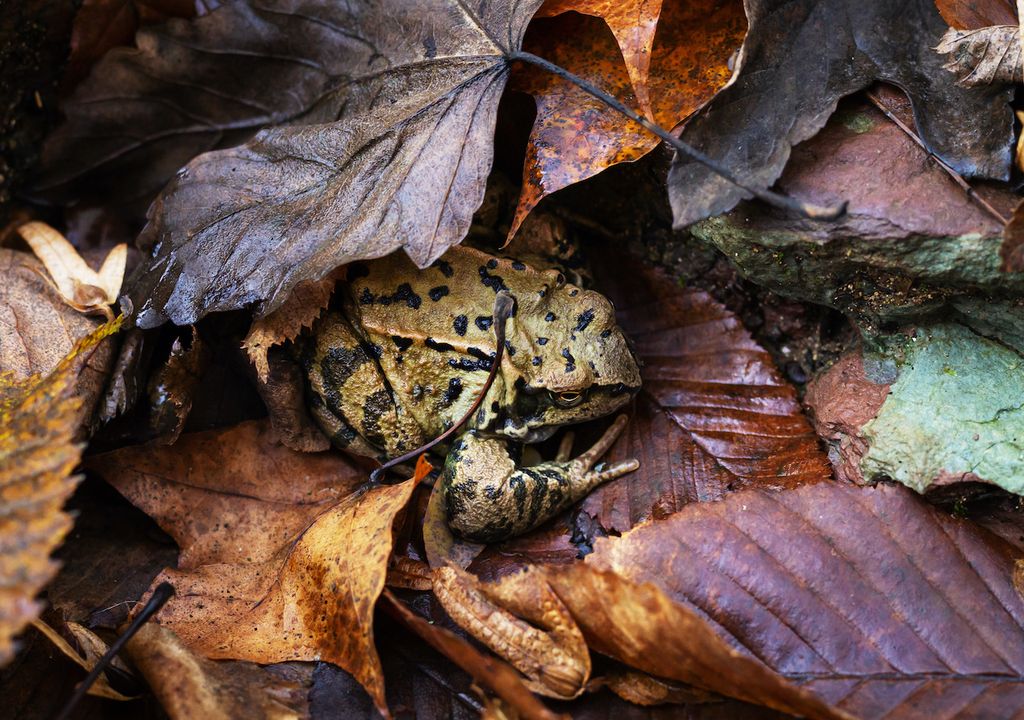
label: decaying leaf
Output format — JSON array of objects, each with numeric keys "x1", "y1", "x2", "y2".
[
  {"x1": 243, "y1": 267, "x2": 346, "y2": 384},
  {"x1": 29, "y1": 619, "x2": 134, "y2": 700},
  {"x1": 669, "y1": 0, "x2": 1013, "y2": 228},
  {"x1": 146, "y1": 328, "x2": 208, "y2": 444},
  {"x1": 936, "y1": 25, "x2": 1024, "y2": 86},
  {"x1": 508, "y1": 1, "x2": 745, "y2": 237},
  {"x1": 536, "y1": 0, "x2": 663, "y2": 115},
  {"x1": 934, "y1": 0, "x2": 1017, "y2": 29},
  {"x1": 125, "y1": 623, "x2": 311, "y2": 720},
  {"x1": 127, "y1": 0, "x2": 544, "y2": 328},
  {"x1": 1005, "y1": 198, "x2": 1024, "y2": 271},
  {"x1": 0, "y1": 318, "x2": 121, "y2": 666},
  {"x1": 582, "y1": 252, "x2": 831, "y2": 532},
  {"x1": 382, "y1": 591, "x2": 562, "y2": 720},
  {"x1": 433, "y1": 565, "x2": 589, "y2": 700},
  {"x1": 16, "y1": 221, "x2": 125, "y2": 320},
  {"x1": 93, "y1": 440, "x2": 425, "y2": 715},
  {"x1": 570, "y1": 482, "x2": 1024, "y2": 717}
]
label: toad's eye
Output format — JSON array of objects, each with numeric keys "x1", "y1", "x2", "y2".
[{"x1": 550, "y1": 390, "x2": 584, "y2": 408}]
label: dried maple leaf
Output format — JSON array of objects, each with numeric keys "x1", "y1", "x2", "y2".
[
  {"x1": 118, "y1": 0, "x2": 543, "y2": 328},
  {"x1": 669, "y1": 0, "x2": 1013, "y2": 228},
  {"x1": 508, "y1": 0, "x2": 745, "y2": 237},
  {"x1": 91, "y1": 424, "x2": 423, "y2": 715},
  {"x1": 0, "y1": 318, "x2": 121, "y2": 666},
  {"x1": 16, "y1": 222, "x2": 126, "y2": 320}
]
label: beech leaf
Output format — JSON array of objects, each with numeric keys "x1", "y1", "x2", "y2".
[
  {"x1": 127, "y1": 0, "x2": 543, "y2": 328},
  {"x1": 0, "y1": 318, "x2": 121, "y2": 666},
  {"x1": 936, "y1": 25, "x2": 1024, "y2": 86},
  {"x1": 668, "y1": 0, "x2": 1014, "y2": 228}
]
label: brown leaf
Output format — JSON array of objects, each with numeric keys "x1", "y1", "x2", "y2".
[
  {"x1": 583, "y1": 252, "x2": 831, "y2": 532},
  {"x1": 0, "y1": 318, "x2": 121, "y2": 666},
  {"x1": 29, "y1": 619, "x2": 134, "y2": 700},
  {"x1": 382, "y1": 590, "x2": 563, "y2": 720},
  {"x1": 97, "y1": 443, "x2": 423, "y2": 714},
  {"x1": 934, "y1": 0, "x2": 1016, "y2": 29},
  {"x1": 127, "y1": 0, "x2": 544, "y2": 328},
  {"x1": 669, "y1": 0, "x2": 1013, "y2": 228},
  {"x1": 1003, "y1": 198, "x2": 1024, "y2": 272},
  {"x1": 146, "y1": 328, "x2": 208, "y2": 444},
  {"x1": 89, "y1": 419, "x2": 363, "y2": 568},
  {"x1": 243, "y1": 267, "x2": 346, "y2": 384},
  {"x1": 574, "y1": 482, "x2": 1024, "y2": 717},
  {"x1": 936, "y1": 25, "x2": 1024, "y2": 86},
  {"x1": 0, "y1": 249, "x2": 116, "y2": 431},
  {"x1": 508, "y1": 1, "x2": 745, "y2": 237},
  {"x1": 804, "y1": 350, "x2": 890, "y2": 485},
  {"x1": 125, "y1": 623, "x2": 311, "y2": 720}
]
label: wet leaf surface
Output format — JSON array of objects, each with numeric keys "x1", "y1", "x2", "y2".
[
  {"x1": 126, "y1": 0, "x2": 544, "y2": 328},
  {"x1": 509, "y1": 0, "x2": 745, "y2": 236},
  {"x1": 573, "y1": 481, "x2": 1024, "y2": 718},
  {"x1": 669, "y1": 0, "x2": 1014, "y2": 228}
]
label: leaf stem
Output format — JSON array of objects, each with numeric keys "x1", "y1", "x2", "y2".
[
  {"x1": 511, "y1": 51, "x2": 847, "y2": 222},
  {"x1": 56, "y1": 582, "x2": 175, "y2": 720}
]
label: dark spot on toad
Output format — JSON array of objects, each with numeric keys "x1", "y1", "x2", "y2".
[
  {"x1": 391, "y1": 336, "x2": 413, "y2": 352},
  {"x1": 537, "y1": 337, "x2": 548, "y2": 345},
  {"x1": 600, "y1": 329, "x2": 612, "y2": 338},
  {"x1": 453, "y1": 315, "x2": 468, "y2": 336},
  {"x1": 359, "y1": 341, "x2": 383, "y2": 360},
  {"x1": 486, "y1": 258, "x2": 498, "y2": 269},
  {"x1": 574, "y1": 309, "x2": 595, "y2": 333},
  {"x1": 562, "y1": 348, "x2": 576, "y2": 373},
  {"x1": 478, "y1": 266, "x2": 508, "y2": 293},
  {"x1": 440, "y1": 377, "x2": 463, "y2": 407},
  {"x1": 432, "y1": 259, "x2": 454, "y2": 277},
  {"x1": 545, "y1": 312, "x2": 556, "y2": 322},
  {"x1": 425, "y1": 337, "x2": 454, "y2": 353},
  {"x1": 428, "y1": 285, "x2": 449, "y2": 302},
  {"x1": 532, "y1": 356, "x2": 542, "y2": 366},
  {"x1": 504, "y1": 340, "x2": 515, "y2": 356},
  {"x1": 511, "y1": 260, "x2": 526, "y2": 271},
  {"x1": 475, "y1": 315, "x2": 493, "y2": 331}
]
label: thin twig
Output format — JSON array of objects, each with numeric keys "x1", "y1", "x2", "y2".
[
  {"x1": 866, "y1": 90, "x2": 1009, "y2": 225},
  {"x1": 56, "y1": 583, "x2": 175, "y2": 720},
  {"x1": 369, "y1": 290, "x2": 516, "y2": 483},
  {"x1": 512, "y1": 50, "x2": 848, "y2": 223}
]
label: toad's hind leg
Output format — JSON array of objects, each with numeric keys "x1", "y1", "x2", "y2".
[{"x1": 442, "y1": 415, "x2": 637, "y2": 542}]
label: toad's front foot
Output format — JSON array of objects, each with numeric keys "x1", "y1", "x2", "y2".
[{"x1": 443, "y1": 415, "x2": 638, "y2": 542}]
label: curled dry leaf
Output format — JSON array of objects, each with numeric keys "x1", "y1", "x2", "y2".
[
  {"x1": 508, "y1": 0, "x2": 745, "y2": 237},
  {"x1": 572, "y1": 482, "x2": 1024, "y2": 717},
  {"x1": 596, "y1": 671, "x2": 720, "y2": 706},
  {"x1": 125, "y1": 623, "x2": 310, "y2": 720},
  {"x1": 16, "y1": 221, "x2": 125, "y2": 320},
  {"x1": 29, "y1": 619, "x2": 134, "y2": 700},
  {"x1": 127, "y1": 0, "x2": 544, "y2": 328},
  {"x1": 243, "y1": 267, "x2": 346, "y2": 384},
  {"x1": 936, "y1": 26, "x2": 1023, "y2": 86},
  {"x1": 669, "y1": 0, "x2": 1013, "y2": 228},
  {"x1": 381, "y1": 590, "x2": 562, "y2": 720},
  {"x1": 146, "y1": 327, "x2": 208, "y2": 444},
  {"x1": 434, "y1": 565, "x2": 589, "y2": 700},
  {"x1": 0, "y1": 317, "x2": 121, "y2": 666},
  {"x1": 94, "y1": 432, "x2": 424, "y2": 715}
]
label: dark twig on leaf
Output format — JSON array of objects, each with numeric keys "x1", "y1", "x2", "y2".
[
  {"x1": 56, "y1": 582, "x2": 175, "y2": 720},
  {"x1": 370, "y1": 291, "x2": 516, "y2": 484},
  {"x1": 866, "y1": 90, "x2": 1009, "y2": 225},
  {"x1": 512, "y1": 51, "x2": 848, "y2": 223}
]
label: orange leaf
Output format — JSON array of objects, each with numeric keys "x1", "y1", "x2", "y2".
[{"x1": 508, "y1": 0, "x2": 746, "y2": 238}]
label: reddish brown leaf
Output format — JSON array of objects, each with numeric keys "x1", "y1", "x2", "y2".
[
  {"x1": 535, "y1": 0, "x2": 664, "y2": 115},
  {"x1": 508, "y1": 0, "x2": 746, "y2": 238},
  {"x1": 1004, "y1": 199, "x2": 1024, "y2": 272},
  {"x1": 573, "y1": 482, "x2": 1024, "y2": 718},
  {"x1": 584, "y1": 253, "x2": 831, "y2": 532},
  {"x1": 934, "y1": 0, "x2": 1016, "y2": 28}
]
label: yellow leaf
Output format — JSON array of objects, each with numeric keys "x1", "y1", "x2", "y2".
[{"x1": 0, "y1": 317, "x2": 122, "y2": 666}]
